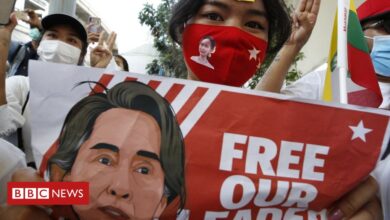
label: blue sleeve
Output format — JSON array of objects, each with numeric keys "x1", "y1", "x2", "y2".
[
  {"x1": 7, "y1": 41, "x2": 22, "y2": 63},
  {"x1": 382, "y1": 138, "x2": 390, "y2": 160}
]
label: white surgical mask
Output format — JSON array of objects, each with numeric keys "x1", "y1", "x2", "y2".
[{"x1": 37, "y1": 40, "x2": 81, "y2": 65}]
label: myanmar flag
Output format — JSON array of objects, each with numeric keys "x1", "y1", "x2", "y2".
[{"x1": 323, "y1": 0, "x2": 382, "y2": 108}]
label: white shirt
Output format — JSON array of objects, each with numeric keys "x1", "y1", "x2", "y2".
[
  {"x1": 0, "y1": 138, "x2": 26, "y2": 204},
  {"x1": 282, "y1": 68, "x2": 326, "y2": 101},
  {"x1": 0, "y1": 76, "x2": 28, "y2": 137},
  {"x1": 282, "y1": 66, "x2": 390, "y2": 110},
  {"x1": 0, "y1": 76, "x2": 33, "y2": 163}
]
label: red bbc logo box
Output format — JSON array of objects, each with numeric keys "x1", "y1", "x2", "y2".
[{"x1": 7, "y1": 182, "x2": 89, "y2": 205}]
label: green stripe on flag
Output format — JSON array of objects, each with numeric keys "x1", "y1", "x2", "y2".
[{"x1": 347, "y1": 10, "x2": 369, "y2": 53}]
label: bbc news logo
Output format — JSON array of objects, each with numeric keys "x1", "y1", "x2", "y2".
[{"x1": 7, "y1": 182, "x2": 89, "y2": 205}]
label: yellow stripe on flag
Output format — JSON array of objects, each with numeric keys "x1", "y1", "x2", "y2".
[
  {"x1": 350, "y1": 0, "x2": 357, "y2": 13},
  {"x1": 323, "y1": 13, "x2": 338, "y2": 102}
]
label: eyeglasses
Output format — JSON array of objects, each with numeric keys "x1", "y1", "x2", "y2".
[{"x1": 362, "y1": 18, "x2": 390, "y2": 34}]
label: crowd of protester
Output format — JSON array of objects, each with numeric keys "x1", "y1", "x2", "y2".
[{"x1": 0, "y1": 0, "x2": 389, "y2": 219}]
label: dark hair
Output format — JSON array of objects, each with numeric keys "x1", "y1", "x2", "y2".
[
  {"x1": 168, "y1": 0, "x2": 291, "y2": 54},
  {"x1": 114, "y1": 54, "x2": 130, "y2": 71},
  {"x1": 200, "y1": 35, "x2": 216, "y2": 50},
  {"x1": 360, "y1": 12, "x2": 390, "y2": 27},
  {"x1": 48, "y1": 81, "x2": 186, "y2": 211},
  {"x1": 39, "y1": 27, "x2": 88, "y2": 65}
]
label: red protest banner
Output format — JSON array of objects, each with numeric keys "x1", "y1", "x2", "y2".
[{"x1": 26, "y1": 61, "x2": 389, "y2": 220}]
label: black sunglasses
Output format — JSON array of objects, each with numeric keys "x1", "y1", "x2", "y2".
[{"x1": 363, "y1": 18, "x2": 390, "y2": 33}]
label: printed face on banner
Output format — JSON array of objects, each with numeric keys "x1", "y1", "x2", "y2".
[
  {"x1": 27, "y1": 62, "x2": 390, "y2": 220},
  {"x1": 63, "y1": 108, "x2": 167, "y2": 220}
]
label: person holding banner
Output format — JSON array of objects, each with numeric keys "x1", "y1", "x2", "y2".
[
  {"x1": 168, "y1": 0, "x2": 292, "y2": 87},
  {"x1": 168, "y1": 0, "x2": 386, "y2": 219},
  {"x1": 47, "y1": 81, "x2": 185, "y2": 219},
  {"x1": 360, "y1": 0, "x2": 390, "y2": 110},
  {"x1": 0, "y1": 13, "x2": 88, "y2": 165},
  {"x1": 263, "y1": 0, "x2": 389, "y2": 109},
  {"x1": 1, "y1": 81, "x2": 186, "y2": 219},
  {"x1": 0, "y1": 13, "x2": 117, "y2": 168},
  {"x1": 255, "y1": 0, "x2": 390, "y2": 219}
]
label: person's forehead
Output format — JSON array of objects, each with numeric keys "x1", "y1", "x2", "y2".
[
  {"x1": 96, "y1": 108, "x2": 158, "y2": 129},
  {"x1": 203, "y1": 0, "x2": 266, "y2": 11},
  {"x1": 93, "y1": 108, "x2": 160, "y2": 144},
  {"x1": 46, "y1": 24, "x2": 81, "y2": 39},
  {"x1": 83, "y1": 108, "x2": 161, "y2": 154}
]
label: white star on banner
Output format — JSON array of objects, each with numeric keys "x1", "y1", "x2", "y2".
[
  {"x1": 248, "y1": 47, "x2": 260, "y2": 61},
  {"x1": 349, "y1": 120, "x2": 373, "y2": 142}
]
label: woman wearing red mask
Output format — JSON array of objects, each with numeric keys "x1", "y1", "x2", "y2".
[
  {"x1": 170, "y1": 0, "x2": 291, "y2": 87},
  {"x1": 168, "y1": 0, "x2": 381, "y2": 219}
]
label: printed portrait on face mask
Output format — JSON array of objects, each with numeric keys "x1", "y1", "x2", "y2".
[
  {"x1": 46, "y1": 81, "x2": 186, "y2": 220},
  {"x1": 190, "y1": 35, "x2": 216, "y2": 70},
  {"x1": 182, "y1": 24, "x2": 268, "y2": 87}
]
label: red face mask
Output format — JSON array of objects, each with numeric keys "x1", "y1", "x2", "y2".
[{"x1": 182, "y1": 24, "x2": 268, "y2": 87}]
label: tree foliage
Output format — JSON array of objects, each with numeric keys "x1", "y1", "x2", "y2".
[
  {"x1": 247, "y1": 51, "x2": 305, "y2": 89},
  {"x1": 138, "y1": 0, "x2": 187, "y2": 79},
  {"x1": 139, "y1": 0, "x2": 304, "y2": 87}
]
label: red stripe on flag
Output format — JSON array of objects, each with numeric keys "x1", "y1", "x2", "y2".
[
  {"x1": 175, "y1": 87, "x2": 208, "y2": 124},
  {"x1": 89, "y1": 74, "x2": 114, "y2": 95},
  {"x1": 348, "y1": 89, "x2": 383, "y2": 108},
  {"x1": 347, "y1": 44, "x2": 382, "y2": 107},
  {"x1": 148, "y1": 80, "x2": 162, "y2": 90},
  {"x1": 38, "y1": 139, "x2": 60, "y2": 176},
  {"x1": 164, "y1": 84, "x2": 185, "y2": 103},
  {"x1": 125, "y1": 77, "x2": 137, "y2": 81}
]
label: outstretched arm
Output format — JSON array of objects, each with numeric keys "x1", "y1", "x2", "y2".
[
  {"x1": 0, "y1": 14, "x2": 18, "y2": 106},
  {"x1": 256, "y1": 0, "x2": 320, "y2": 92}
]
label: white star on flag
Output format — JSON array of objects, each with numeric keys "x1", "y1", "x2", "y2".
[
  {"x1": 248, "y1": 47, "x2": 260, "y2": 61},
  {"x1": 349, "y1": 120, "x2": 373, "y2": 142}
]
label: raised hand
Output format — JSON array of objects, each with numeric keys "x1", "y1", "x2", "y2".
[
  {"x1": 0, "y1": 14, "x2": 17, "y2": 46},
  {"x1": 0, "y1": 13, "x2": 18, "y2": 105},
  {"x1": 21, "y1": 9, "x2": 42, "y2": 30},
  {"x1": 287, "y1": 0, "x2": 321, "y2": 49},
  {"x1": 86, "y1": 24, "x2": 101, "y2": 43},
  {"x1": 90, "y1": 31, "x2": 117, "y2": 68}
]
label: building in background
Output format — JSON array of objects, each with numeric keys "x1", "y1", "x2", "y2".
[
  {"x1": 12, "y1": 0, "x2": 110, "y2": 43},
  {"x1": 122, "y1": 43, "x2": 158, "y2": 74}
]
